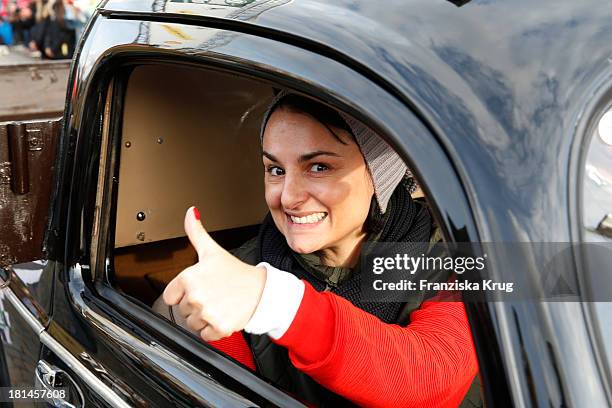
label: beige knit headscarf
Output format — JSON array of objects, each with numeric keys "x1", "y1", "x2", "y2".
[{"x1": 260, "y1": 91, "x2": 415, "y2": 214}]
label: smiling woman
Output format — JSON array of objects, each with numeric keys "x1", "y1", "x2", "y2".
[
  {"x1": 147, "y1": 89, "x2": 481, "y2": 407},
  {"x1": 261, "y1": 92, "x2": 376, "y2": 266}
]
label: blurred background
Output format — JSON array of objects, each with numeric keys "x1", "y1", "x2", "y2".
[{"x1": 0, "y1": 0, "x2": 97, "y2": 61}]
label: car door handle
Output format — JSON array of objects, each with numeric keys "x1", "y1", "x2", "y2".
[{"x1": 35, "y1": 360, "x2": 84, "y2": 408}]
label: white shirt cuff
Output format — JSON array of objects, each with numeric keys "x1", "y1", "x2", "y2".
[{"x1": 244, "y1": 262, "x2": 305, "y2": 340}]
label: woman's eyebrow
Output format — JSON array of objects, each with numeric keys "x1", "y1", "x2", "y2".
[
  {"x1": 299, "y1": 151, "x2": 341, "y2": 162},
  {"x1": 262, "y1": 151, "x2": 279, "y2": 162},
  {"x1": 262, "y1": 150, "x2": 341, "y2": 162}
]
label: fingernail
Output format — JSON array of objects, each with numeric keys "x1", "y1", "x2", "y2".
[{"x1": 193, "y1": 207, "x2": 201, "y2": 221}]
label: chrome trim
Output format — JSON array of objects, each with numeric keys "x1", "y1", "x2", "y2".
[
  {"x1": 40, "y1": 331, "x2": 130, "y2": 408},
  {"x1": 35, "y1": 359, "x2": 85, "y2": 408},
  {"x1": 2, "y1": 286, "x2": 44, "y2": 334},
  {"x1": 2, "y1": 285, "x2": 131, "y2": 408}
]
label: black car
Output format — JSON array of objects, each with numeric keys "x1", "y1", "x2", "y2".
[{"x1": 0, "y1": 0, "x2": 611, "y2": 406}]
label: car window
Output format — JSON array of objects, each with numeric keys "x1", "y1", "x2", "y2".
[{"x1": 108, "y1": 64, "x2": 433, "y2": 308}]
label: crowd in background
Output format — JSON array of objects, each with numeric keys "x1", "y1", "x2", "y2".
[{"x1": 0, "y1": 0, "x2": 95, "y2": 59}]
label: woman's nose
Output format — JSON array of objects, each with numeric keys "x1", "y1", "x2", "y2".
[{"x1": 280, "y1": 173, "x2": 308, "y2": 209}]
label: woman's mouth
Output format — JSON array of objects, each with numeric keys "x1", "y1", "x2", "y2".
[{"x1": 287, "y1": 212, "x2": 328, "y2": 225}]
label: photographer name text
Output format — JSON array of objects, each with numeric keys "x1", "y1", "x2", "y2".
[{"x1": 372, "y1": 279, "x2": 514, "y2": 293}]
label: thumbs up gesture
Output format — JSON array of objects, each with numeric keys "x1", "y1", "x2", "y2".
[{"x1": 163, "y1": 207, "x2": 267, "y2": 341}]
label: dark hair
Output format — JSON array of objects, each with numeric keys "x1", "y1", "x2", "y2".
[{"x1": 262, "y1": 93, "x2": 354, "y2": 144}]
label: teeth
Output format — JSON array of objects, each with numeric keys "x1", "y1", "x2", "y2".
[{"x1": 290, "y1": 212, "x2": 327, "y2": 224}]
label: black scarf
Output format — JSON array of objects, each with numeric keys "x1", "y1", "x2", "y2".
[{"x1": 258, "y1": 179, "x2": 432, "y2": 323}]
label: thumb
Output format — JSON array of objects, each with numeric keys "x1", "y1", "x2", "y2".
[{"x1": 185, "y1": 206, "x2": 218, "y2": 259}]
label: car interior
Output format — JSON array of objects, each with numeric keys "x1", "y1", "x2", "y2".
[{"x1": 109, "y1": 63, "x2": 426, "y2": 307}]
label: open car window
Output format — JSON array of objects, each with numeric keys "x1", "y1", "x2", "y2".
[{"x1": 108, "y1": 64, "x2": 434, "y2": 309}]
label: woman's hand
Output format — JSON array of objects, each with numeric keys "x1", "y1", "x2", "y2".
[{"x1": 163, "y1": 207, "x2": 267, "y2": 342}]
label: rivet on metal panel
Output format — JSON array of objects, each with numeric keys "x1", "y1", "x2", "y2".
[
  {"x1": 0, "y1": 163, "x2": 10, "y2": 184},
  {"x1": 27, "y1": 129, "x2": 43, "y2": 151},
  {"x1": 124, "y1": 141, "x2": 132, "y2": 148},
  {"x1": 136, "y1": 232, "x2": 145, "y2": 241}
]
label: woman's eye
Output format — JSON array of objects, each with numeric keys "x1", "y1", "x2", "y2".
[
  {"x1": 310, "y1": 163, "x2": 329, "y2": 172},
  {"x1": 268, "y1": 166, "x2": 285, "y2": 176}
]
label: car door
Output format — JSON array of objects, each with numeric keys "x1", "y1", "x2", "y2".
[{"x1": 2, "y1": 4, "x2": 509, "y2": 408}]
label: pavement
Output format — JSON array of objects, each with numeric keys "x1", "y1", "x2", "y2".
[
  {"x1": 0, "y1": 46, "x2": 70, "y2": 120},
  {"x1": 0, "y1": 44, "x2": 42, "y2": 65}
]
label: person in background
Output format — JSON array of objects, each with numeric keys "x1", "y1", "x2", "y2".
[
  {"x1": 64, "y1": 0, "x2": 93, "y2": 41},
  {"x1": 10, "y1": 0, "x2": 35, "y2": 45},
  {"x1": 43, "y1": 0, "x2": 74, "y2": 58},
  {"x1": 28, "y1": 0, "x2": 48, "y2": 53},
  {"x1": 29, "y1": 0, "x2": 74, "y2": 59},
  {"x1": 0, "y1": 0, "x2": 14, "y2": 46}
]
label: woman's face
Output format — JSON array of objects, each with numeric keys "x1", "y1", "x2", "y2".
[{"x1": 262, "y1": 108, "x2": 374, "y2": 265}]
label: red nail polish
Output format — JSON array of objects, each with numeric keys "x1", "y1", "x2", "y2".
[{"x1": 193, "y1": 207, "x2": 200, "y2": 220}]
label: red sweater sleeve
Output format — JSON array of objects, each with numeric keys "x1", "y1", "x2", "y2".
[
  {"x1": 272, "y1": 281, "x2": 479, "y2": 408},
  {"x1": 209, "y1": 332, "x2": 256, "y2": 371}
]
